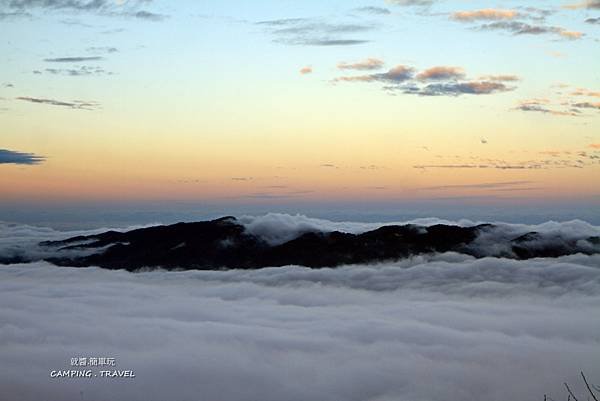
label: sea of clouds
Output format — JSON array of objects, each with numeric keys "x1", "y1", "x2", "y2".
[{"x1": 1, "y1": 215, "x2": 599, "y2": 401}]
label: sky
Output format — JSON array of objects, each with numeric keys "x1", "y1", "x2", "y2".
[{"x1": 1, "y1": 0, "x2": 599, "y2": 225}]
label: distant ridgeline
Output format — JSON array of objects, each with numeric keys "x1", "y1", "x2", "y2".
[{"x1": 7, "y1": 216, "x2": 600, "y2": 270}]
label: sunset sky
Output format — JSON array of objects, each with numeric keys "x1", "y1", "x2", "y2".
[{"x1": 1, "y1": 0, "x2": 599, "y2": 224}]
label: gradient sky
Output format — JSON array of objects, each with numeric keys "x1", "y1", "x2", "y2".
[{"x1": 1, "y1": 0, "x2": 599, "y2": 220}]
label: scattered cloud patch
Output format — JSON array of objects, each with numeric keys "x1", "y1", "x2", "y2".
[
  {"x1": 333, "y1": 64, "x2": 414, "y2": 83},
  {"x1": 571, "y1": 88, "x2": 600, "y2": 97},
  {"x1": 354, "y1": 6, "x2": 391, "y2": 15},
  {"x1": 0, "y1": 10, "x2": 30, "y2": 19},
  {"x1": 44, "y1": 66, "x2": 111, "y2": 76},
  {"x1": 564, "y1": 0, "x2": 600, "y2": 10},
  {"x1": 337, "y1": 58, "x2": 384, "y2": 71},
  {"x1": 299, "y1": 66, "x2": 313, "y2": 75},
  {"x1": 517, "y1": 6, "x2": 555, "y2": 21},
  {"x1": 478, "y1": 74, "x2": 520, "y2": 82},
  {"x1": 572, "y1": 101, "x2": 600, "y2": 110},
  {"x1": 60, "y1": 18, "x2": 94, "y2": 27},
  {"x1": 416, "y1": 66, "x2": 465, "y2": 81},
  {"x1": 335, "y1": 63, "x2": 516, "y2": 97},
  {"x1": 516, "y1": 100, "x2": 581, "y2": 116},
  {"x1": 86, "y1": 46, "x2": 118, "y2": 54},
  {"x1": 0, "y1": 149, "x2": 45, "y2": 165},
  {"x1": 452, "y1": 9, "x2": 520, "y2": 22},
  {"x1": 360, "y1": 164, "x2": 385, "y2": 170},
  {"x1": 127, "y1": 10, "x2": 166, "y2": 21}
]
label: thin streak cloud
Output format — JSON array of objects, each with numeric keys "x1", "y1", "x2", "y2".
[
  {"x1": 16, "y1": 96, "x2": 100, "y2": 110},
  {"x1": 0, "y1": 149, "x2": 46, "y2": 165},
  {"x1": 44, "y1": 56, "x2": 103, "y2": 63}
]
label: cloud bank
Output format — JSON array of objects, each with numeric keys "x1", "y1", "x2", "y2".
[{"x1": 0, "y1": 254, "x2": 599, "y2": 401}]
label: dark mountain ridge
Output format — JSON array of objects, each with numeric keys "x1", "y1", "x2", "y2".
[{"x1": 31, "y1": 216, "x2": 599, "y2": 271}]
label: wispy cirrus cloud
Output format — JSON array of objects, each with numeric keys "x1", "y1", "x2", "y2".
[
  {"x1": 414, "y1": 163, "x2": 544, "y2": 170},
  {"x1": 515, "y1": 86, "x2": 600, "y2": 117},
  {"x1": 416, "y1": 147, "x2": 600, "y2": 172},
  {"x1": 0, "y1": 10, "x2": 29, "y2": 19},
  {"x1": 0, "y1": 0, "x2": 167, "y2": 20},
  {"x1": 257, "y1": 18, "x2": 374, "y2": 46},
  {"x1": 515, "y1": 99, "x2": 581, "y2": 116},
  {"x1": 6, "y1": 0, "x2": 117, "y2": 11},
  {"x1": 44, "y1": 56, "x2": 103, "y2": 62},
  {"x1": 421, "y1": 181, "x2": 534, "y2": 191},
  {"x1": 387, "y1": 0, "x2": 437, "y2": 6},
  {"x1": 478, "y1": 74, "x2": 520, "y2": 82},
  {"x1": 477, "y1": 21, "x2": 583, "y2": 40},
  {"x1": 243, "y1": 190, "x2": 314, "y2": 200},
  {"x1": 450, "y1": 8, "x2": 583, "y2": 40},
  {"x1": 86, "y1": 46, "x2": 118, "y2": 54},
  {"x1": 16, "y1": 96, "x2": 100, "y2": 110},
  {"x1": 0, "y1": 149, "x2": 45, "y2": 165},
  {"x1": 43, "y1": 66, "x2": 111, "y2": 76}
]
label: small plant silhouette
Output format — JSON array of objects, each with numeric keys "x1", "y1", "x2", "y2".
[{"x1": 544, "y1": 372, "x2": 599, "y2": 401}]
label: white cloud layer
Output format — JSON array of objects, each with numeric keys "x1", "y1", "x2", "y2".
[
  {"x1": 0, "y1": 222, "x2": 150, "y2": 262},
  {"x1": 1, "y1": 253, "x2": 599, "y2": 401}
]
